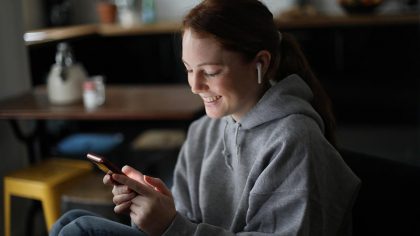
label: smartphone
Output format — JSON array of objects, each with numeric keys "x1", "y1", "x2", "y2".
[{"x1": 86, "y1": 153, "x2": 123, "y2": 175}]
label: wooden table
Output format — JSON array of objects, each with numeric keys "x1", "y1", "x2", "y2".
[
  {"x1": 0, "y1": 85, "x2": 203, "y2": 120},
  {"x1": 0, "y1": 84, "x2": 203, "y2": 163}
]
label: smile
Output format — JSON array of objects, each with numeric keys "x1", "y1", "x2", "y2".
[{"x1": 202, "y1": 95, "x2": 222, "y2": 103}]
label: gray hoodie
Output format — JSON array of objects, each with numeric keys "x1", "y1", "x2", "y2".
[{"x1": 163, "y1": 74, "x2": 361, "y2": 235}]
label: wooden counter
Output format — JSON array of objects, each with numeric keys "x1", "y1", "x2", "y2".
[
  {"x1": 275, "y1": 14, "x2": 420, "y2": 29},
  {"x1": 24, "y1": 14, "x2": 420, "y2": 46},
  {"x1": 24, "y1": 22, "x2": 182, "y2": 46},
  {"x1": 24, "y1": 25, "x2": 98, "y2": 46},
  {"x1": 0, "y1": 85, "x2": 203, "y2": 120},
  {"x1": 98, "y1": 21, "x2": 181, "y2": 36}
]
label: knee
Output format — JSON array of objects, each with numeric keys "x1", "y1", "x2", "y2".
[
  {"x1": 50, "y1": 209, "x2": 98, "y2": 236},
  {"x1": 60, "y1": 209, "x2": 97, "y2": 224},
  {"x1": 58, "y1": 216, "x2": 103, "y2": 236}
]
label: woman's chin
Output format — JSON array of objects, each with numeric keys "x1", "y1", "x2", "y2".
[{"x1": 205, "y1": 109, "x2": 225, "y2": 119}]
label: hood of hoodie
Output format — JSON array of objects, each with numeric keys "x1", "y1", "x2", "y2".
[
  {"x1": 220, "y1": 74, "x2": 325, "y2": 166},
  {"x1": 232, "y1": 74, "x2": 324, "y2": 132}
]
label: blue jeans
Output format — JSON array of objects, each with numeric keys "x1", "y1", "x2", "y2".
[{"x1": 50, "y1": 209, "x2": 146, "y2": 236}]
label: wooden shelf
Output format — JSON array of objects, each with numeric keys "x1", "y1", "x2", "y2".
[
  {"x1": 24, "y1": 25, "x2": 97, "y2": 46},
  {"x1": 23, "y1": 14, "x2": 420, "y2": 45},
  {"x1": 24, "y1": 22, "x2": 181, "y2": 45},
  {"x1": 276, "y1": 13, "x2": 420, "y2": 29},
  {"x1": 98, "y1": 21, "x2": 181, "y2": 36}
]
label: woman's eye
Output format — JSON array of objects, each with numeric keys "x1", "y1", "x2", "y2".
[{"x1": 204, "y1": 71, "x2": 220, "y2": 78}]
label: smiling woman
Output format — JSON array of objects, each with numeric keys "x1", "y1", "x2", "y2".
[{"x1": 50, "y1": 1, "x2": 360, "y2": 235}]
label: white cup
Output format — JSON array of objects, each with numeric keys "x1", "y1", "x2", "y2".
[{"x1": 83, "y1": 76, "x2": 106, "y2": 110}]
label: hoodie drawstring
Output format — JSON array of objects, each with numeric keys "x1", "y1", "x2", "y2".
[
  {"x1": 222, "y1": 121, "x2": 232, "y2": 169},
  {"x1": 222, "y1": 119, "x2": 242, "y2": 169},
  {"x1": 234, "y1": 123, "x2": 241, "y2": 157}
]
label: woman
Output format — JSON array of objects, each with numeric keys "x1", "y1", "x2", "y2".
[{"x1": 50, "y1": 0, "x2": 360, "y2": 235}]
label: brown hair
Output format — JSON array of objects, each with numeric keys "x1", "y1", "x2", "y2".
[{"x1": 183, "y1": 0, "x2": 337, "y2": 146}]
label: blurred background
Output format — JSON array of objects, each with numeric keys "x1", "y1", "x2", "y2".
[{"x1": 1, "y1": 0, "x2": 419, "y2": 235}]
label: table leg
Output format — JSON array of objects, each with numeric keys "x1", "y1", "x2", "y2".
[
  {"x1": 7, "y1": 119, "x2": 52, "y2": 235},
  {"x1": 8, "y1": 119, "x2": 46, "y2": 165}
]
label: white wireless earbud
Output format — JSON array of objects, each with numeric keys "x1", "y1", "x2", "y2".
[{"x1": 256, "y1": 63, "x2": 262, "y2": 84}]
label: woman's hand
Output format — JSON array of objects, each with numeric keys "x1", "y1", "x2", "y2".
[
  {"x1": 112, "y1": 166, "x2": 177, "y2": 236},
  {"x1": 103, "y1": 165, "x2": 149, "y2": 215}
]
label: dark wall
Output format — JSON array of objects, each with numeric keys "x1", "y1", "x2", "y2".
[
  {"x1": 287, "y1": 24, "x2": 420, "y2": 125},
  {"x1": 28, "y1": 32, "x2": 186, "y2": 86}
]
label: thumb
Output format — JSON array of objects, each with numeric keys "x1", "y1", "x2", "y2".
[
  {"x1": 121, "y1": 165, "x2": 145, "y2": 184},
  {"x1": 144, "y1": 175, "x2": 172, "y2": 197}
]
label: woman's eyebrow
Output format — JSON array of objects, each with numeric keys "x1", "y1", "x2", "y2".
[
  {"x1": 197, "y1": 62, "x2": 223, "y2": 67},
  {"x1": 182, "y1": 60, "x2": 223, "y2": 67}
]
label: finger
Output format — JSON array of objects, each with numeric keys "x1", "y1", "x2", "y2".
[
  {"x1": 144, "y1": 175, "x2": 172, "y2": 197},
  {"x1": 122, "y1": 165, "x2": 146, "y2": 184},
  {"x1": 129, "y1": 211, "x2": 138, "y2": 224},
  {"x1": 129, "y1": 199, "x2": 144, "y2": 215},
  {"x1": 112, "y1": 173, "x2": 153, "y2": 196},
  {"x1": 104, "y1": 173, "x2": 122, "y2": 186},
  {"x1": 130, "y1": 194, "x2": 148, "y2": 206},
  {"x1": 112, "y1": 184, "x2": 132, "y2": 195},
  {"x1": 103, "y1": 174, "x2": 112, "y2": 186},
  {"x1": 113, "y1": 192, "x2": 136, "y2": 205},
  {"x1": 114, "y1": 201, "x2": 132, "y2": 214}
]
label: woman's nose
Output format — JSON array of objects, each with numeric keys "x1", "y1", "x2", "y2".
[{"x1": 189, "y1": 73, "x2": 208, "y2": 94}]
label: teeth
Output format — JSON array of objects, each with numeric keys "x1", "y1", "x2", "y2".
[{"x1": 203, "y1": 95, "x2": 221, "y2": 103}]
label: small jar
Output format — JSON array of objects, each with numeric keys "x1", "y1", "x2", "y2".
[{"x1": 83, "y1": 81, "x2": 98, "y2": 110}]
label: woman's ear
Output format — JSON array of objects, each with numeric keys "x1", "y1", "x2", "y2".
[{"x1": 254, "y1": 50, "x2": 271, "y2": 81}]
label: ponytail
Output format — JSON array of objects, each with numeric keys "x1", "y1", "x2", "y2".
[{"x1": 275, "y1": 33, "x2": 337, "y2": 147}]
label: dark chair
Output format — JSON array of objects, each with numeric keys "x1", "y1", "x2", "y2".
[{"x1": 340, "y1": 149, "x2": 420, "y2": 236}]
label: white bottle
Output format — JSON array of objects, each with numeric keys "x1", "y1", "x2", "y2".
[
  {"x1": 47, "y1": 42, "x2": 87, "y2": 105},
  {"x1": 141, "y1": 0, "x2": 155, "y2": 24}
]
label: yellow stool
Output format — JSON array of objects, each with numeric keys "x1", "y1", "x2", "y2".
[{"x1": 3, "y1": 158, "x2": 92, "y2": 236}]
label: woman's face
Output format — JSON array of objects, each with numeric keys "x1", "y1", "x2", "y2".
[{"x1": 182, "y1": 29, "x2": 264, "y2": 121}]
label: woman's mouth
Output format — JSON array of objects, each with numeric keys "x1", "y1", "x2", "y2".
[{"x1": 202, "y1": 95, "x2": 222, "y2": 103}]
